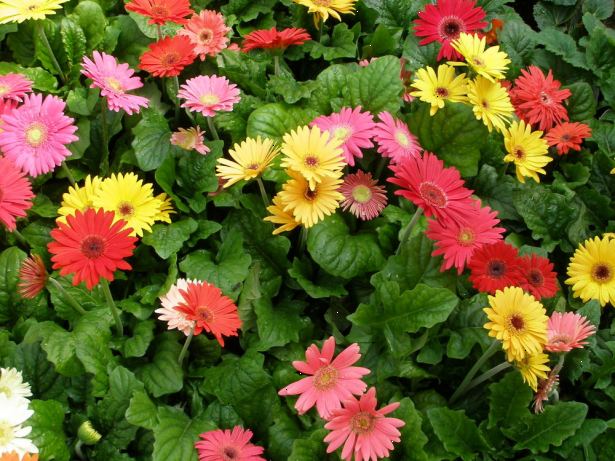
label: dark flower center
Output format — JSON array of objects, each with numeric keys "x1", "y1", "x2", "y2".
[
  {"x1": 435, "y1": 87, "x2": 449, "y2": 97},
  {"x1": 199, "y1": 29, "x2": 213, "y2": 43},
  {"x1": 539, "y1": 91, "x2": 552, "y2": 105},
  {"x1": 351, "y1": 412, "x2": 375, "y2": 434},
  {"x1": 304, "y1": 156, "x2": 319, "y2": 168},
  {"x1": 118, "y1": 201, "x2": 135, "y2": 218},
  {"x1": 150, "y1": 5, "x2": 168, "y2": 16},
  {"x1": 487, "y1": 260, "x2": 506, "y2": 278},
  {"x1": 509, "y1": 314, "x2": 525, "y2": 331},
  {"x1": 592, "y1": 264, "x2": 612, "y2": 283},
  {"x1": 514, "y1": 148, "x2": 525, "y2": 160},
  {"x1": 161, "y1": 52, "x2": 180, "y2": 67},
  {"x1": 304, "y1": 188, "x2": 317, "y2": 201},
  {"x1": 419, "y1": 181, "x2": 448, "y2": 208},
  {"x1": 439, "y1": 17, "x2": 464, "y2": 40},
  {"x1": 80, "y1": 235, "x2": 105, "y2": 259},
  {"x1": 222, "y1": 446, "x2": 238, "y2": 460},
  {"x1": 196, "y1": 305, "x2": 214, "y2": 323},
  {"x1": 560, "y1": 134, "x2": 571, "y2": 142},
  {"x1": 528, "y1": 269, "x2": 544, "y2": 286}
]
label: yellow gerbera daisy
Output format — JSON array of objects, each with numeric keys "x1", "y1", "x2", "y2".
[
  {"x1": 410, "y1": 64, "x2": 468, "y2": 116},
  {"x1": 294, "y1": 0, "x2": 356, "y2": 27},
  {"x1": 610, "y1": 167, "x2": 615, "y2": 174},
  {"x1": 278, "y1": 169, "x2": 343, "y2": 228},
  {"x1": 153, "y1": 193, "x2": 175, "y2": 223},
  {"x1": 503, "y1": 120, "x2": 552, "y2": 183},
  {"x1": 484, "y1": 286, "x2": 548, "y2": 362},
  {"x1": 449, "y1": 33, "x2": 511, "y2": 82},
  {"x1": 0, "y1": 0, "x2": 68, "y2": 23},
  {"x1": 466, "y1": 76, "x2": 514, "y2": 133},
  {"x1": 515, "y1": 352, "x2": 550, "y2": 392},
  {"x1": 216, "y1": 136, "x2": 279, "y2": 188},
  {"x1": 57, "y1": 175, "x2": 103, "y2": 224},
  {"x1": 92, "y1": 172, "x2": 162, "y2": 237},
  {"x1": 263, "y1": 194, "x2": 301, "y2": 235},
  {"x1": 566, "y1": 236, "x2": 615, "y2": 307}
]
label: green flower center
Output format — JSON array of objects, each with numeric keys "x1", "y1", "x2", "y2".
[
  {"x1": 25, "y1": 122, "x2": 47, "y2": 148},
  {"x1": 351, "y1": 184, "x2": 372, "y2": 204},
  {"x1": 200, "y1": 94, "x2": 220, "y2": 105},
  {"x1": 395, "y1": 130, "x2": 410, "y2": 147}
]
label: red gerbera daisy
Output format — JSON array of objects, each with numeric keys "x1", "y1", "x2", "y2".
[
  {"x1": 388, "y1": 152, "x2": 475, "y2": 222},
  {"x1": 518, "y1": 253, "x2": 558, "y2": 300},
  {"x1": 414, "y1": 0, "x2": 488, "y2": 61},
  {"x1": 0, "y1": 156, "x2": 34, "y2": 231},
  {"x1": 242, "y1": 27, "x2": 311, "y2": 52},
  {"x1": 125, "y1": 0, "x2": 193, "y2": 25},
  {"x1": 139, "y1": 35, "x2": 196, "y2": 78},
  {"x1": 47, "y1": 208, "x2": 137, "y2": 290},
  {"x1": 545, "y1": 122, "x2": 592, "y2": 155},
  {"x1": 468, "y1": 241, "x2": 524, "y2": 294},
  {"x1": 509, "y1": 66, "x2": 571, "y2": 131},
  {"x1": 176, "y1": 280, "x2": 242, "y2": 346},
  {"x1": 18, "y1": 254, "x2": 48, "y2": 299}
]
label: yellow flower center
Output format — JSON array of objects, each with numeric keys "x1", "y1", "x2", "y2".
[
  {"x1": 0, "y1": 84, "x2": 9, "y2": 96},
  {"x1": 333, "y1": 125, "x2": 351, "y2": 142},
  {"x1": 196, "y1": 305, "x2": 214, "y2": 323},
  {"x1": 591, "y1": 263, "x2": 612, "y2": 283},
  {"x1": 394, "y1": 130, "x2": 410, "y2": 147},
  {"x1": 0, "y1": 385, "x2": 11, "y2": 398},
  {"x1": 25, "y1": 122, "x2": 47, "y2": 147},
  {"x1": 313, "y1": 365, "x2": 338, "y2": 391},
  {"x1": 350, "y1": 412, "x2": 375, "y2": 434},
  {"x1": 352, "y1": 185, "x2": 372, "y2": 204},
  {"x1": 304, "y1": 155, "x2": 319, "y2": 168},
  {"x1": 457, "y1": 228, "x2": 475, "y2": 246},
  {"x1": 105, "y1": 77, "x2": 124, "y2": 92},
  {"x1": 0, "y1": 420, "x2": 13, "y2": 446},
  {"x1": 200, "y1": 94, "x2": 220, "y2": 105},
  {"x1": 117, "y1": 201, "x2": 135, "y2": 218}
]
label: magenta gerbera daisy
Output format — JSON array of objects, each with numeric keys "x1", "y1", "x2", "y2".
[
  {"x1": 373, "y1": 111, "x2": 421, "y2": 164},
  {"x1": 0, "y1": 93, "x2": 78, "y2": 177},
  {"x1": 0, "y1": 73, "x2": 32, "y2": 102},
  {"x1": 178, "y1": 75, "x2": 241, "y2": 117},
  {"x1": 340, "y1": 170, "x2": 387, "y2": 221},
  {"x1": 310, "y1": 106, "x2": 376, "y2": 166},
  {"x1": 0, "y1": 156, "x2": 34, "y2": 231},
  {"x1": 195, "y1": 426, "x2": 265, "y2": 461},
  {"x1": 178, "y1": 10, "x2": 231, "y2": 60}
]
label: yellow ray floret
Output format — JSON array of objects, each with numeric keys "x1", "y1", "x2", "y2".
[
  {"x1": 411, "y1": 64, "x2": 468, "y2": 116},
  {"x1": 503, "y1": 120, "x2": 552, "y2": 183},
  {"x1": 0, "y1": 0, "x2": 68, "y2": 23},
  {"x1": 566, "y1": 236, "x2": 615, "y2": 307},
  {"x1": 294, "y1": 0, "x2": 356, "y2": 27},
  {"x1": 57, "y1": 175, "x2": 103, "y2": 224},
  {"x1": 216, "y1": 136, "x2": 279, "y2": 188},
  {"x1": 450, "y1": 32, "x2": 511, "y2": 82},
  {"x1": 466, "y1": 76, "x2": 514, "y2": 133}
]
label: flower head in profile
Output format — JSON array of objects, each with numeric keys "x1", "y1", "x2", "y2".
[
  {"x1": 81, "y1": 51, "x2": 149, "y2": 115},
  {"x1": 545, "y1": 312, "x2": 595, "y2": 353},
  {"x1": 450, "y1": 33, "x2": 510, "y2": 82},
  {"x1": 264, "y1": 194, "x2": 301, "y2": 235},
  {"x1": 0, "y1": 395, "x2": 37, "y2": 458},
  {"x1": 518, "y1": 254, "x2": 558, "y2": 300},
  {"x1": 153, "y1": 193, "x2": 175, "y2": 223},
  {"x1": 178, "y1": 75, "x2": 240, "y2": 117},
  {"x1": 411, "y1": 64, "x2": 468, "y2": 115},
  {"x1": 468, "y1": 241, "x2": 523, "y2": 294},
  {"x1": 533, "y1": 368, "x2": 559, "y2": 413},
  {"x1": 294, "y1": 0, "x2": 356, "y2": 27},
  {"x1": 178, "y1": 10, "x2": 230, "y2": 60},
  {"x1": 324, "y1": 387, "x2": 405, "y2": 461},
  {"x1": 0, "y1": 0, "x2": 68, "y2": 23},
  {"x1": 373, "y1": 111, "x2": 422, "y2": 164},
  {"x1": 47, "y1": 208, "x2": 137, "y2": 290},
  {"x1": 139, "y1": 35, "x2": 196, "y2": 78},
  {"x1": 545, "y1": 122, "x2": 591, "y2": 155},
  {"x1": 171, "y1": 127, "x2": 209, "y2": 155},
  {"x1": 413, "y1": 0, "x2": 488, "y2": 61},
  {"x1": 195, "y1": 426, "x2": 265, "y2": 461},
  {"x1": 279, "y1": 336, "x2": 370, "y2": 419},
  {"x1": 466, "y1": 76, "x2": 514, "y2": 132},
  {"x1": 216, "y1": 136, "x2": 279, "y2": 188},
  {"x1": 242, "y1": 27, "x2": 311, "y2": 52},
  {"x1": 340, "y1": 171, "x2": 387, "y2": 221},
  {"x1": 17, "y1": 255, "x2": 47, "y2": 300},
  {"x1": 0, "y1": 156, "x2": 34, "y2": 231},
  {"x1": 0, "y1": 93, "x2": 78, "y2": 177},
  {"x1": 0, "y1": 368, "x2": 32, "y2": 403},
  {"x1": 156, "y1": 278, "x2": 196, "y2": 336},
  {"x1": 515, "y1": 353, "x2": 550, "y2": 392},
  {"x1": 57, "y1": 175, "x2": 103, "y2": 224},
  {"x1": 566, "y1": 236, "x2": 615, "y2": 307},
  {"x1": 503, "y1": 120, "x2": 551, "y2": 183},
  {"x1": 0, "y1": 74, "x2": 32, "y2": 102},
  {"x1": 125, "y1": 0, "x2": 193, "y2": 25}
]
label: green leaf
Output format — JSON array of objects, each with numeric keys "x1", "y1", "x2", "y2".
[
  {"x1": 309, "y1": 63, "x2": 355, "y2": 113},
  {"x1": 122, "y1": 320, "x2": 155, "y2": 358},
  {"x1": 288, "y1": 257, "x2": 348, "y2": 298},
  {"x1": 176, "y1": 142, "x2": 224, "y2": 212},
  {"x1": 42, "y1": 330, "x2": 84, "y2": 377},
  {"x1": 397, "y1": 398, "x2": 429, "y2": 461},
  {"x1": 73, "y1": 1, "x2": 108, "y2": 49},
  {"x1": 152, "y1": 407, "x2": 216, "y2": 461},
  {"x1": 536, "y1": 27, "x2": 589, "y2": 69},
  {"x1": 401, "y1": 32, "x2": 439, "y2": 71},
  {"x1": 487, "y1": 372, "x2": 532, "y2": 429},
  {"x1": 7, "y1": 342, "x2": 66, "y2": 401},
  {"x1": 363, "y1": 0, "x2": 425, "y2": 27},
  {"x1": 564, "y1": 82, "x2": 596, "y2": 121},
  {"x1": 499, "y1": 21, "x2": 537, "y2": 75},
  {"x1": 583, "y1": 0, "x2": 614, "y2": 20},
  {"x1": 29, "y1": 399, "x2": 70, "y2": 461},
  {"x1": 446, "y1": 293, "x2": 491, "y2": 359},
  {"x1": 126, "y1": 390, "x2": 158, "y2": 430},
  {"x1": 60, "y1": 18, "x2": 86, "y2": 69},
  {"x1": 142, "y1": 219, "x2": 198, "y2": 259},
  {"x1": 0, "y1": 246, "x2": 26, "y2": 324},
  {"x1": 131, "y1": 109, "x2": 175, "y2": 171},
  {"x1": 347, "y1": 55, "x2": 403, "y2": 114},
  {"x1": 473, "y1": 164, "x2": 521, "y2": 221},
  {"x1": 427, "y1": 407, "x2": 491, "y2": 460},
  {"x1": 288, "y1": 429, "x2": 328, "y2": 460},
  {"x1": 254, "y1": 297, "x2": 310, "y2": 351},
  {"x1": 66, "y1": 87, "x2": 99, "y2": 116},
  {"x1": 553, "y1": 418, "x2": 608, "y2": 457},
  {"x1": 246, "y1": 103, "x2": 317, "y2": 142},
  {"x1": 34, "y1": 20, "x2": 65, "y2": 77},
  {"x1": 586, "y1": 25, "x2": 615, "y2": 78},
  {"x1": 220, "y1": 0, "x2": 276, "y2": 22},
  {"x1": 136, "y1": 333, "x2": 184, "y2": 397},
  {"x1": 268, "y1": 74, "x2": 318, "y2": 104},
  {"x1": 306, "y1": 23, "x2": 357, "y2": 61}
]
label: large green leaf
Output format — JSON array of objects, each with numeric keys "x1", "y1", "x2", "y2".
[
  {"x1": 397, "y1": 398, "x2": 429, "y2": 461},
  {"x1": 142, "y1": 219, "x2": 198, "y2": 260},
  {"x1": 152, "y1": 407, "x2": 215, "y2": 461},
  {"x1": 363, "y1": 0, "x2": 426, "y2": 27},
  {"x1": 347, "y1": 55, "x2": 403, "y2": 114},
  {"x1": 136, "y1": 333, "x2": 183, "y2": 397},
  {"x1": 487, "y1": 372, "x2": 532, "y2": 429},
  {"x1": 446, "y1": 293, "x2": 491, "y2": 360},
  {"x1": 306, "y1": 23, "x2": 357, "y2": 61},
  {"x1": 536, "y1": 27, "x2": 589, "y2": 69},
  {"x1": 126, "y1": 390, "x2": 158, "y2": 430},
  {"x1": 0, "y1": 246, "x2": 26, "y2": 324},
  {"x1": 131, "y1": 109, "x2": 175, "y2": 171},
  {"x1": 427, "y1": 407, "x2": 491, "y2": 460},
  {"x1": 29, "y1": 399, "x2": 70, "y2": 461},
  {"x1": 288, "y1": 257, "x2": 348, "y2": 298},
  {"x1": 565, "y1": 82, "x2": 596, "y2": 121},
  {"x1": 246, "y1": 103, "x2": 317, "y2": 141},
  {"x1": 73, "y1": 1, "x2": 107, "y2": 49},
  {"x1": 254, "y1": 298, "x2": 310, "y2": 351}
]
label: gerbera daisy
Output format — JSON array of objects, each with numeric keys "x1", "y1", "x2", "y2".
[
  {"x1": 0, "y1": 93, "x2": 78, "y2": 177},
  {"x1": 0, "y1": 99, "x2": 17, "y2": 130},
  {"x1": 310, "y1": 107, "x2": 376, "y2": 166},
  {"x1": 1, "y1": 453, "x2": 38, "y2": 461},
  {"x1": 0, "y1": 74, "x2": 31, "y2": 102},
  {"x1": 450, "y1": 33, "x2": 510, "y2": 82},
  {"x1": 324, "y1": 387, "x2": 405, "y2": 461},
  {"x1": 0, "y1": 395, "x2": 37, "y2": 458},
  {"x1": 485, "y1": 18, "x2": 504, "y2": 45},
  {"x1": 280, "y1": 125, "x2": 345, "y2": 190},
  {"x1": 373, "y1": 112, "x2": 422, "y2": 164},
  {"x1": 278, "y1": 169, "x2": 343, "y2": 228},
  {"x1": 545, "y1": 122, "x2": 591, "y2": 155},
  {"x1": 468, "y1": 240, "x2": 524, "y2": 294},
  {"x1": 178, "y1": 10, "x2": 230, "y2": 60},
  {"x1": 413, "y1": 0, "x2": 488, "y2": 61},
  {"x1": 263, "y1": 194, "x2": 301, "y2": 235},
  {"x1": 293, "y1": 0, "x2": 356, "y2": 27},
  {"x1": 509, "y1": 66, "x2": 571, "y2": 131},
  {"x1": 17, "y1": 254, "x2": 47, "y2": 299},
  {"x1": 466, "y1": 76, "x2": 514, "y2": 132},
  {"x1": 81, "y1": 51, "x2": 149, "y2": 115},
  {"x1": 195, "y1": 426, "x2": 265, "y2": 461},
  {"x1": 216, "y1": 136, "x2": 279, "y2": 188},
  {"x1": 279, "y1": 336, "x2": 370, "y2": 419},
  {"x1": 178, "y1": 75, "x2": 240, "y2": 117},
  {"x1": 515, "y1": 352, "x2": 550, "y2": 392},
  {"x1": 533, "y1": 368, "x2": 559, "y2": 413},
  {"x1": 139, "y1": 35, "x2": 196, "y2": 78},
  {"x1": 426, "y1": 200, "x2": 505, "y2": 274},
  {"x1": 242, "y1": 27, "x2": 311, "y2": 52},
  {"x1": 566, "y1": 236, "x2": 615, "y2": 307},
  {"x1": 545, "y1": 312, "x2": 595, "y2": 353},
  {"x1": 77, "y1": 421, "x2": 101, "y2": 446},
  {"x1": 518, "y1": 254, "x2": 558, "y2": 300},
  {"x1": 57, "y1": 175, "x2": 103, "y2": 224},
  {"x1": 92, "y1": 172, "x2": 161, "y2": 237},
  {"x1": 125, "y1": 0, "x2": 193, "y2": 25},
  {"x1": 410, "y1": 64, "x2": 468, "y2": 115},
  {"x1": 503, "y1": 120, "x2": 551, "y2": 183},
  {"x1": 176, "y1": 280, "x2": 242, "y2": 346},
  {"x1": 388, "y1": 152, "x2": 474, "y2": 222},
  {"x1": 155, "y1": 278, "x2": 195, "y2": 336},
  {"x1": 484, "y1": 286, "x2": 548, "y2": 362},
  {"x1": 0, "y1": 0, "x2": 67, "y2": 23},
  {"x1": 153, "y1": 193, "x2": 175, "y2": 223},
  {"x1": 170, "y1": 126, "x2": 209, "y2": 155},
  {"x1": 339, "y1": 171, "x2": 387, "y2": 221},
  {"x1": 400, "y1": 58, "x2": 414, "y2": 103},
  {"x1": 0, "y1": 368, "x2": 32, "y2": 402},
  {"x1": 0, "y1": 156, "x2": 34, "y2": 231}
]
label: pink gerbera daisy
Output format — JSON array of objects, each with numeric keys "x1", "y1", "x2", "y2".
[
  {"x1": 171, "y1": 126, "x2": 210, "y2": 154},
  {"x1": 81, "y1": 51, "x2": 149, "y2": 115},
  {"x1": 0, "y1": 73, "x2": 32, "y2": 102},
  {"x1": 324, "y1": 387, "x2": 405, "y2": 461},
  {"x1": 545, "y1": 312, "x2": 596, "y2": 353},
  {"x1": 340, "y1": 171, "x2": 387, "y2": 221},
  {"x1": 373, "y1": 111, "x2": 421, "y2": 164},
  {"x1": 178, "y1": 10, "x2": 230, "y2": 60},
  {"x1": 0, "y1": 156, "x2": 34, "y2": 231},
  {"x1": 388, "y1": 152, "x2": 474, "y2": 221},
  {"x1": 278, "y1": 336, "x2": 370, "y2": 420},
  {"x1": 0, "y1": 99, "x2": 17, "y2": 130},
  {"x1": 426, "y1": 200, "x2": 505, "y2": 274},
  {"x1": 178, "y1": 75, "x2": 241, "y2": 117},
  {"x1": 195, "y1": 426, "x2": 265, "y2": 461},
  {"x1": 0, "y1": 93, "x2": 78, "y2": 177},
  {"x1": 414, "y1": 0, "x2": 488, "y2": 61},
  {"x1": 155, "y1": 278, "x2": 196, "y2": 336},
  {"x1": 311, "y1": 107, "x2": 376, "y2": 166}
]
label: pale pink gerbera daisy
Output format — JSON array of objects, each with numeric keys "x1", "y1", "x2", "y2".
[
  {"x1": 81, "y1": 51, "x2": 149, "y2": 115},
  {"x1": 278, "y1": 336, "x2": 370, "y2": 420},
  {"x1": 195, "y1": 426, "x2": 265, "y2": 461},
  {"x1": 0, "y1": 93, "x2": 78, "y2": 177},
  {"x1": 178, "y1": 75, "x2": 241, "y2": 117},
  {"x1": 324, "y1": 387, "x2": 405, "y2": 461},
  {"x1": 340, "y1": 171, "x2": 387, "y2": 221},
  {"x1": 171, "y1": 126, "x2": 210, "y2": 155},
  {"x1": 311, "y1": 107, "x2": 376, "y2": 166},
  {"x1": 0, "y1": 73, "x2": 32, "y2": 102},
  {"x1": 178, "y1": 10, "x2": 230, "y2": 60},
  {"x1": 373, "y1": 111, "x2": 421, "y2": 164},
  {"x1": 155, "y1": 278, "x2": 196, "y2": 336},
  {"x1": 545, "y1": 312, "x2": 596, "y2": 353}
]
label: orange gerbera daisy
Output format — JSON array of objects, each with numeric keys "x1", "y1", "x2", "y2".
[
  {"x1": 139, "y1": 35, "x2": 196, "y2": 77},
  {"x1": 545, "y1": 122, "x2": 592, "y2": 155},
  {"x1": 125, "y1": 0, "x2": 193, "y2": 25}
]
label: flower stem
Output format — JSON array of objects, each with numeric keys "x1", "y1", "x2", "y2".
[
  {"x1": 449, "y1": 340, "x2": 500, "y2": 404},
  {"x1": 464, "y1": 361, "x2": 512, "y2": 394},
  {"x1": 374, "y1": 156, "x2": 387, "y2": 179},
  {"x1": 178, "y1": 326, "x2": 194, "y2": 366},
  {"x1": 206, "y1": 117, "x2": 220, "y2": 141},
  {"x1": 256, "y1": 177, "x2": 269, "y2": 207},
  {"x1": 157, "y1": 24, "x2": 163, "y2": 40},
  {"x1": 172, "y1": 76, "x2": 180, "y2": 122},
  {"x1": 273, "y1": 55, "x2": 281, "y2": 76},
  {"x1": 100, "y1": 279, "x2": 123, "y2": 336},
  {"x1": 48, "y1": 277, "x2": 87, "y2": 315},
  {"x1": 61, "y1": 162, "x2": 76, "y2": 186},
  {"x1": 299, "y1": 226, "x2": 308, "y2": 254},
  {"x1": 100, "y1": 103, "x2": 110, "y2": 176},
  {"x1": 10, "y1": 228, "x2": 29, "y2": 249},
  {"x1": 396, "y1": 207, "x2": 423, "y2": 255},
  {"x1": 36, "y1": 21, "x2": 65, "y2": 83}
]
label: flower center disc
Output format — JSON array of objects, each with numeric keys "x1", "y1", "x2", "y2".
[
  {"x1": 514, "y1": 148, "x2": 526, "y2": 160},
  {"x1": 435, "y1": 87, "x2": 449, "y2": 97},
  {"x1": 222, "y1": 446, "x2": 238, "y2": 460},
  {"x1": 81, "y1": 235, "x2": 105, "y2": 259},
  {"x1": 304, "y1": 155, "x2": 319, "y2": 168},
  {"x1": 394, "y1": 130, "x2": 410, "y2": 147},
  {"x1": 487, "y1": 259, "x2": 506, "y2": 278},
  {"x1": 105, "y1": 76, "x2": 124, "y2": 93},
  {"x1": 150, "y1": 5, "x2": 168, "y2": 16},
  {"x1": 313, "y1": 0, "x2": 332, "y2": 5},
  {"x1": 351, "y1": 412, "x2": 375, "y2": 434},
  {"x1": 351, "y1": 185, "x2": 373, "y2": 204},
  {"x1": 200, "y1": 93, "x2": 220, "y2": 105},
  {"x1": 457, "y1": 228, "x2": 475, "y2": 246},
  {"x1": 161, "y1": 52, "x2": 180, "y2": 67},
  {"x1": 0, "y1": 84, "x2": 9, "y2": 96},
  {"x1": 0, "y1": 420, "x2": 13, "y2": 446},
  {"x1": 592, "y1": 263, "x2": 612, "y2": 283},
  {"x1": 304, "y1": 187, "x2": 318, "y2": 201},
  {"x1": 199, "y1": 29, "x2": 213, "y2": 43},
  {"x1": 509, "y1": 314, "x2": 525, "y2": 331},
  {"x1": 25, "y1": 121, "x2": 47, "y2": 148},
  {"x1": 313, "y1": 365, "x2": 338, "y2": 391},
  {"x1": 419, "y1": 181, "x2": 448, "y2": 208},
  {"x1": 333, "y1": 125, "x2": 351, "y2": 142},
  {"x1": 528, "y1": 269, "x2": 544, "y2": 286},
  {"x1": 196, "y1": 305, "x2": 214, "y2": 323},
  {"x1": 439, "y1": 16, "x2": 464, "y2": 40},
  {"x1": 117, "y1": 201, "x2": 135, "y2": 218}
]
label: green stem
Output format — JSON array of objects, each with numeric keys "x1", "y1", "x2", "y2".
[
  {"x1": 273, "y1": 55, "x2": 281, "y2": 76},
  {"x1": 100, "y1": 103, "x2": 110, "y2": 175},
  {"x1": 396, "y1": 207, "x2": 423, "y2": 255},
  {"x1": 74, "y1": 440, "x2": 86, "y2": 461},
  {"x1": 100, "y1": 279, "x2": 123, "y2": 336},
  {"x1": 256, "y1": 177, "x2": 269, "y2": 207},
  {"x1": 464, "y1": 361, "x2": 512, "y2": 394},
  {"x1": 449, "y1": 340, "x2": 500, "y2": 404},
  {"x1": 206, "y1": 117, "x2": 220, "y2": 140},
  {"x1": 298, "y1": 227, "x2": 308, "y2": 254},
  {"x1": 36, "y1": 21, "x2": 65, "y2": 83},
  {"x1": 553, "y1": 352, "x2": 566, "y2": 374},
  {"x1": 157, "y1": 24, "x2": 163, "y2": 40},
  {"x1": 61, "y1": 162, "x2": 76, "y2": 186},
  {"x1": 10, "y1": 228, "x2": 29, "y2": 249},
  {"x1": 178, "y1": 326, "x2": 195, "y2": 366},
  {"x1": 374, "y1": 156, "x2": 387, "y2": 179},
  {"x1": 172, "y1": 76, "x2": 180, "y2": 122},
  {"x1": 48, "y1": 277, "x2": 87, "y2": 315}
]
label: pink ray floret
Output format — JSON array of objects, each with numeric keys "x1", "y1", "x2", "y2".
[
  {"x1": 0, "y1": 73, "x2": 32, "y2": 102},
  {"x1": 373, "y1": 111, "x2": 421, "y2": 164},
  {"x1": 545, "y1": 312, "x2": 596, "y2": 353},
  {"x1": 178, "y1": 75, "x2": 240, "y2": 117}
]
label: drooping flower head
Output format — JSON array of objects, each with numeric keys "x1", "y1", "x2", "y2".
[
  {"x1": 263, "y1": 193, "x2": 301, "y2": 235},
  {"x1": 413, "y1": 0, "x2": 488, "y2": 61},
  {"x1": 324, "y1": 387, "x2": 405, "y2": 461},
  {"x1": 0, "y1": 368, "x2": 32, "y2": 403},
  {"x1": 0, "y1": 74, "x2": 31, "y2": 102},
  {"x1": 0, "y1": 0, "x2": 68, "y2": 23},
  {"x1": 279, "y1": 336, "x2": 370, "y2": 420},
  {"x1": 311, "y1": 107, "x2": 376, "y2": 166},
  {"x1": 0, "y1": 156, "x2": 34, "y2": 231},
  {"x1": 0, "y1": 93, "x2": 78, "y2": 177},
  {"x1": 195, "y1": 426, "x2": 265, "y2": 461},
  {"x1": 0, "y1": 395, "x2": 37, "y2": 458},
  {"x1": 466, "y1": 76, "x2": 514, "y2": 132},
  {"x1": 171, "y1": 126, "x2": 210, "y2": 155},
  {"x1": 81, "y1": 51, "x2": 149, "y2": 115},
  {"x1": 503, "y1": 119, "x2": 551, "y2": 183},
  {"x1": 545, "y1": 122, "x2": 591, "y2": 155},
  {"x1": 410, "y1": 64, "x2": 468, "y2": 115},
  {"x1": 450, "y1": 33, "x2": 510, "y2": 82},
  {"x1": 125, "y1": 0, "x2": 193, "y2": 25},
  {"x1": 155, "y1": 278, "x2": 196, "y2": 336},
  {"x1": 17, "y1": 254, "x2": 47, "y2": 300},
  {"x1": 178, "y1": 75, "x2": 241, "y2": 117},
  {"x1": 216, "y1": 136, "x2": 279, "y2": 188},
  {"x1": 566, "y1": 236, "x2": 615, "y2": 307},
  {"x1": 139, "y1": 35, "x2": 196, "y2": 78},
  {"x1": 533, "y1": 368, "x2": 559, "y2": 413},
  {"x1": 242, "y1": 27, "x2": 311, "y2": 52},
  {"x1": 373, "y1": 111, "x2": 422, "y2": 164},
  {"x1": 339, "y1": 171, "x2": 387, "y2": 221},
  {"x1": 515, "y1": 352, "x2": 550, "y2": 392},
  {"x1": 468, "y1": 241, "x2": 523, "y2": 294},
  {"x1": 57, "y1": 175, "x2": 103, "y2": 224},
  {"x1": 47, "y1": 208, "x2": 137, "y2": 290},
  {"x1": 294, "y1": 0, "x2": 356, "y2": 27},
  {"x1": 178, "y1": 10, "x2": 230, "y2": 60},
  {"x1": 518, "y1": 254, "x2": 558, "y2": 300},
  {"x1": 545, "y1": 312, "x2": 596, "y2": 353}
]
